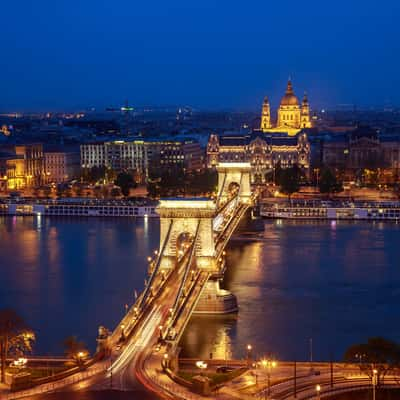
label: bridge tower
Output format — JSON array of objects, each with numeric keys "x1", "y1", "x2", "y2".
[
  {"x1": 156, "y1": 198, "x2": 217, "y2": 271},
  {"x1": 216, "y1": 162, "x2": 252, "y2": 205}
]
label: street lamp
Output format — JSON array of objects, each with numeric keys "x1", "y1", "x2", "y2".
[
  {"x1": 355, "y1": 353, "x2": 365, "y2": 366},
  {"x1": 196, "y1": 360, "x2": 207, "y2": 375},
  {"x1": 261, "y1": 359, "x2": 277, "y2": 400},
  {"x1": 158, "y1": 325, "x2": 163, "y2": 340},
  {"x1": 372, "y1": 369, "x2": 378, "y2": 400},
  {"x1": 163, "y1": 353, "x2": 169, "y2": 370},
  {"x1": 246, "y1": 344, "x2": 252, "y2": 367},
  {"x1": 120, "y1": 324, "x2": 125, "y2": 341},
  {"x1": 76, "y1": 351, "x2": 87, "y2": 368},
  {"x1": 316, "y1": 384, "x2": 321, "y2": 400}
]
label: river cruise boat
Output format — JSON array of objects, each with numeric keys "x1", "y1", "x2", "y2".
[
  {"x1": 260, "y1": 200, "x2": 400, "y2": 221},
  {"x1": 0, "y1": 198, "x2": 158, "y2": 217}
]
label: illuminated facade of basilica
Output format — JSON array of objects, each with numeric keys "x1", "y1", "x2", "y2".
[
  {"x1": 260, "y1": 79, "x2": 312, "y2": 135},
  {"x1": 207, "y1": 80, "x2": 312, "y2": 183}
]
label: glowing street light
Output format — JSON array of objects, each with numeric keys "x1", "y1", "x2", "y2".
[
  {"x1": 260, "y1": 358, "x2": 277, "y2": 400},
  {"x1": 246, "y1": 344, "x2": 252, "y2": 367},
  {"x1": 196, "y1": 360, "x2": 207, "y2": 375},
  {"x1": 372, "y1": 369, "x2": 378, "y2": 400},
  {"x1": 159, "y1": 325, "x2": 163, "y2": 340},
  {"x1": 316, "y1": 384, "x2": 321, "y2": 400},
  {"x1": 162, "y1": 353, "x2": 169, "y2": 369}
]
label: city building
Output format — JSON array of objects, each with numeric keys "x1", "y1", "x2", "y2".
[
  {"x1": 80, "y1": 142, "x2": 106, "y2": 168},
  {"x1": 44, "y1": 146, "x2": 80, "y2": 184},
  {"x1": 80, "y1": 137, "x2": 204, "y2": 181},
  {"x1": 0, "y1": 144, "x2": 44, "y2": 190},
  {"x1": 104, "y1": 140, "x2": 148, "y2": 173},
  {"x1": 260, "y1": 79, "x2": 313, "y2": 135},
  {"x1": 207, "y1": 81, "x2": 312, "y2": 183},
  {"x1": 207, "y1": 131, "x2": 310, "y2": 183},
  {"x1": 147, "y1": 138, "x2": 204, "y2": 172},
  {"x1": 321, "y1": 126, "x2": 400, "y2": 182}
]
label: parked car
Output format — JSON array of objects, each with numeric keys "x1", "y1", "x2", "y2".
[{"x1": 216, "y1": 365, "x2": 235, "y2": 373}]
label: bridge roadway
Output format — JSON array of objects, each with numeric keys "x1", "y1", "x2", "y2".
[
  {"x1": 4, "y1": 194, "x2": 250, "y2": 400},
  {"x1": 7, "y1": 189, "x2": 398, "y2": 400}
]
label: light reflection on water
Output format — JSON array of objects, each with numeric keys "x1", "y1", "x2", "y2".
[
  {"x1": 0, "y1": 216, "x2": 159, "y2": 355},
  {"x1": 1, "y1": 217, "x2": 400, "y2": 361},
  {"x1": 180, "y1": 219, "x2": 400, "y2": 361}
]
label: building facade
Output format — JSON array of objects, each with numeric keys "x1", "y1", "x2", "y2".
[
  {"x1": 260, "y1": 80, "x2": 313, "y2": 135},
  {"x1": 80, "y1": 138, "x2": 204, "y2": 181},
  {"x1": 207, "y1": 131, "x2": 310, "y2": 183},
  {"x1": 149, "y1": 139, "x2": 204, "y2": 172},
  {"x1": 322, "y1": 126, "x2": 400, "y2": 181},
  {"x1": 207, "y1": 82, "x2": 312, "y2": 184},
  {"x1": 44, "y1": 148, "x2": 80, "y2": 184},
  {"x1": 0, "y1": 144, "x2": 45, "y2": 190}
]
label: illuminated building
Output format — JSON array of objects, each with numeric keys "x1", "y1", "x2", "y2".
[
  {"x1": 207, "y1": 81, "x2": 312, "y2": 183},
  {"x1": 0, "y1": 144, "x2": 44, "y2": 190},
  {"x1": 80, "y1": 138, "x2": 203, "y2": 181},
  {"x1": 207, "y1": 131, "x2": 310, "y2": 183},
  {"x1": 44, "y1": 146, "x2": 80, "y2": 184},
  {"x1": 261, "y1": 79, "x2": 313, "y2": 135},
  {"x1": 322, "y1": 126, "x2": 400, "y2": 181}
]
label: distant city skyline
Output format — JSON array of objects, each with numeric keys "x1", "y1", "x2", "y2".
[{"x1": 1, "y1": 0, "x2": 400, "y2": 111}]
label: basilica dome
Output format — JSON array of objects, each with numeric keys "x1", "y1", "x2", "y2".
[{"x1": 280, "y1": 80, "x2": 299, "y2": 106}]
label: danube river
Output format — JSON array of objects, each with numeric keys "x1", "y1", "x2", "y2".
[{"x1": 1, "y1": 216, "x2": 400, "y2": 361}]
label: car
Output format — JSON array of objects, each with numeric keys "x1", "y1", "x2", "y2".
[{"x1": 216, "y1": 366, "x2": 235, "y2": 373}]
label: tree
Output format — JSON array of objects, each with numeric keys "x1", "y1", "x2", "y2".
[
  {"x1": 43, "y1": 186, "x2": 52, "y2": 198},
  {"x1": 73, "y1": 185, "x2": 83, "y2": 197},
  {"x1": 276, "y1": 164, "x2": 302, "y2": 202},
  {"x1": 319, "y1": 167, "x2": 343, "y2": 196},
  {"x1": 81, "y1": 166, "x2": 107, "y2": 184},
  {"x1": 63, "y1": 336, "x2": 89, "y2": 368},
  {"x1": 110, "y1": 187, "x2": 121, "y2": 198},
  {"x1": 93, "y1": 186, "x2": 102, "y2": 199},
  {"x1": 0, "y1": 309, "x2": 35, "y2": 383},
  {"x1": 115, "y1": 172, "x2": 136, "y2": 197},
  {"x1": 344, "y1": 337, "x2": 400, "y2": 385}
]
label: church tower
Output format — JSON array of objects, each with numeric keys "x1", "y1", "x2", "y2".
[
  {"x1": 260, "y1": 96, "x2": 271, "y2": 131},
  {"x1": 300, "y1": 93, "x2": 312, "y2": 128}
]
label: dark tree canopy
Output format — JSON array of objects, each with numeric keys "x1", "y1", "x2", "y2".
[
  {"x1": 64, "y1": 336, "x2": 89, "y2": 367},
  {"x1": 0, "y1": 309, "x2": 34, "y2": 383},
  {"x1": 115, "y1": 171, "x2": 136, "y2": 196},
  {"x1": 276, "y1": 164, "x2": 302, "y2": 200},
  {"x1": 344, "y1": 337, "x2": 400, "y2": 383},
  {"x1": 319, "y1": 167, "x2": 343, "y2": 195},
  {"x1": 147, "y1": 168, "x2": 217, "y2": 198}
]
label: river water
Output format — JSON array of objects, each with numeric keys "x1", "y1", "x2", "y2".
[{"x1": 1, "y1": 216, "x2": 400, "y2": 361}]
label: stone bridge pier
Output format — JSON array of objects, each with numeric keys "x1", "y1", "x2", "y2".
[
  {"x1": 216, "y1": 162, "x2": 252, "y2": 204},
  {"x1": 156, "y1": 198, "x2": 217, "y2": 272},
  {"x1": 156, "y1": 198, "x2": 238, "y2": 314}
]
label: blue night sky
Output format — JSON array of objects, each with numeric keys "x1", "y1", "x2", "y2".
[{"x1": 1, "y1": 0, "x2": 400, "y2": 111}]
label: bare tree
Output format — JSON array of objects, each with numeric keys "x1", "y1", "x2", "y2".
[{"x1": 0, "y1": 309, "x2": 35, "y2": 383}]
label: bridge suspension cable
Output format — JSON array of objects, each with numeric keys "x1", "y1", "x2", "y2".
[
  {"x1": 215, "y1": 172, "x2": 227, "y2": 208},
  {"x1": 169, "y1": 220, "x2": 201, "y2": 318},
  {"x1": 137, "y1": 219, "x2": 174, "y2": 311}
]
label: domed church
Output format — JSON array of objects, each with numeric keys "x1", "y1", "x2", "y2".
[
  {"x1": 261, "y1": 79, "x2": 312, "y2": 135},
  {"x1": 206, "y1": 79, "x2": 312, "y2": 183}
]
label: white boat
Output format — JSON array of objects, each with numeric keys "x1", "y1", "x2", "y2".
[
  {"x1": 260, "y1": 203, "x2": 400, "y2": 221},
  {"x1": 0, "y1": 200, "x2": 158, "y2": 218}
]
